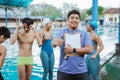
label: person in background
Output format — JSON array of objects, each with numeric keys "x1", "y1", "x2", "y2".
[
  {"x1": 39, "y1": 18, "x2": 54, "y2": 80},
  {"x1": 0, "y1": 26, "x2": 10, "y2": 80},
  {"x1": 10, "y1": 18, "x2": 42, "y2": 80},
  {"x1": 86, "y1": 21, "x2": 104, "y2": 80},
  {"x1": 52, "y1": 10, "x2": 92, "y2": 80}
]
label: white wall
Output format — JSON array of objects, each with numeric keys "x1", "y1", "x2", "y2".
[{"x1": 104, "y1": 13, "x2": 119, "y2": 26}]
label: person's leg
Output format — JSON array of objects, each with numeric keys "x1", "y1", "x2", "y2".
[
  {"x1": 40, "y1": 51, "x2": 49, "y2": 80},
  {"x1": 26, "y1": 65, "x2": 33, "y2": 80},
  {"x1": 18, "y1": 65, "x2": 26, "y2": 80},
  {"x1": 75, "y1": 72, "x2": 87, "y2": 80},
  {"x1": 0, "y1": 72, "x2": 4, "y2": 80},
  {"x1": 49, "y1": 53, "x2": 54, "y2": 80},
  {"x1": 86, "y1": 55, "x2": 92, "y2": 80},
  {"x1": 90, "y1": 55, "x2": 100, "y2": 80},
  {"x1": 57, "y1": 71, "x2": 73, "y2": 80}
]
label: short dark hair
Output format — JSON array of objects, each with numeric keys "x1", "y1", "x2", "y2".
[
  {"x1": 0, "y1": 26, "x2": 11, "y2": 38},
  {"x1": 67, "y1": 9, "x2": 81, "y2": 19},
  {"x1": 22, "y1": 18, "x2": 33, "y2": 26}
]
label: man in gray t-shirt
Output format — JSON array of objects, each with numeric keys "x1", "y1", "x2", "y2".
[{"x1": 52, "y1": 10, "x2": 92, "y2": 80}]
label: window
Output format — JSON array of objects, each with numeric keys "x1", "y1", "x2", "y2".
[
  {"x1": 109, "y1": 17, "x2": 113, "y2": 21},
  {"x1": 114, "y1": 17, "x2": 117, "y2": 22}
]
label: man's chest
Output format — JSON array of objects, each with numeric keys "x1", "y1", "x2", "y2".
[{"x1": 18, "y1": 32, "x2": 35, "y2": 43}]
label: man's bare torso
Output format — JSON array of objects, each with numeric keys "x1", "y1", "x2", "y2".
[{"x1": 17, "y1": 29, "x2": 35, "y2": 57}]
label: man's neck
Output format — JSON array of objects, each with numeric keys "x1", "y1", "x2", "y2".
[{"x1": 68, "y1": 27, "x2": 77, "y2": 30}]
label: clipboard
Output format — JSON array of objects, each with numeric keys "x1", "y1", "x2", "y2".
[
  {"x1": 64, "y1": 33, "x2": 81, "y2": 57},
  {"x1": 64, "y1": 33, "x2": 81, "y2": 48}
]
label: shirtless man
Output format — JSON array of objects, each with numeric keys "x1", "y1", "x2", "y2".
[
  {"x1": 10, "y1": 18, "x2": 42, "y2": 80},
  {"x1": 0, "y1": 26, "x2": 10, "y2": 80}
]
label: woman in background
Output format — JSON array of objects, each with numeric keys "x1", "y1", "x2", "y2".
[
  {"x1": 39, "y1": 18, "x2": 54, "y2": 80},
  {"x1": 86, "y1": 21, "x2": 104, "y2": 80}
]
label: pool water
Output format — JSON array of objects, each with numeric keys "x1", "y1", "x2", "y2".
[
  {"x1": 1, "y1": 39, "x2": 60, "y2": 80},
  {"x1": 2, "y1": 62, "x2": 58, "y2": 80}
]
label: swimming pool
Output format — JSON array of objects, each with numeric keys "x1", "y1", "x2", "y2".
[{"x1": 1, "y1": 39, "x2": 60, "y2": 80}]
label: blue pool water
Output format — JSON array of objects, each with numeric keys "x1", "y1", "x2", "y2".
[
  {"x1": 1, "y1": 39, "x2": 59, "y2": 80},
  {"x1": 2, "y1": 61, "x2": 57, "y2": 80}
]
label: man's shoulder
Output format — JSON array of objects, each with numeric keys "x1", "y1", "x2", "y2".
[
  {"x1": 54, "y1": 28, "x2": 67, "y2": 38},
  {"x1": 78, "y1": 29, "x2": 87, "y2": 34},
  {"x1": 58, "y1": 28, "x2": 67, "y2": 33}
]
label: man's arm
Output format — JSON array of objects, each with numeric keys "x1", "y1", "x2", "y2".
[
  {"x1": 0, "y1": 46, "x2": 6, "y2": 69},
  {"x1": 52, "y1": 37, "x2": 63, "y2": 47},
  {"x1": 76, "y1": 44, "x2": 92, "y2": 54},
  {"x1": 34, "y1": 30, "x2": 42, "y2": 47},
  {"x1": 10, "y1": 27, "x2": 19, "y2": 44},
  {"x1": 64, "y1": 44, "x2": 92, "y2": 54},
  {"x1": 77, "y1": 32, "x2": 92, "y2": 54},
  {"x1": 52, "y1": 30, "x2": 64, "y2": 47}
]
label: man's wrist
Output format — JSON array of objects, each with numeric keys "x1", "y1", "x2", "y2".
[{"x1": 73, "y1": 48, "x2": 76, "y2": 53}]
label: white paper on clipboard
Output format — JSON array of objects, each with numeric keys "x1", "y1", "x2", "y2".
[{"x1": 65, "y1": 33, "x2": 81, "y2": 48}]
